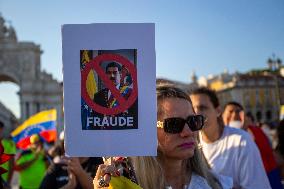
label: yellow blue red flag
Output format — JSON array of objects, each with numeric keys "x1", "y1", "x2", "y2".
[
  {"x1": 109, "y1": 176, "x2": 143, "y2": 189},
  {"x1": 11, "y1": 109, "x2": 57, "y2": 149}
]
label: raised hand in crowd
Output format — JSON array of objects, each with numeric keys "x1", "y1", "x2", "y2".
[{"x1": 40, "y1": 156, "x2": 103, "y2": 189}]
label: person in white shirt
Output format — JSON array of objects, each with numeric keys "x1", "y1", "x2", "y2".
[{"x1": 190, "y1": 87, "x2": 271, "y2": 189}]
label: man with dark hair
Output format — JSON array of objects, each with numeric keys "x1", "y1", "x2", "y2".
[
  {"x1": 222, "y1": 101, "x2": 245, "y2": 129},
  {"x1": 222, "y1": 101, "x2": 283, "y2": 189},
  {"x1": 84, "y1": 61, "x2": 138, "y2": 130},
  {"x1": 93, "y1": 62, "x2": 132, "y2": 108},
  {"x1": 190, "y1": 87, "x2": 271, "y2": 189}
]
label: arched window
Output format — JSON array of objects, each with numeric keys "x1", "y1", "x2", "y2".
[
  {"x1": 256, "y1": 111, "x2": 262, "y2": 122},
  {"x1": 266, "y1": 110, "x2": 272, "y2": 121}
]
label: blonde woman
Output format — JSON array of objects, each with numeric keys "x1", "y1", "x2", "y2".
[{"x1": 94, "y1": 85, "x2": 231, "y2": 189}]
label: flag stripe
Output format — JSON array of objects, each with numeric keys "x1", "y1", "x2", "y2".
[
  {"x1": 16, "y1": 138, "x2": 30, "y2": 149},
  {"x1": 40, "y1": 130, "x2": 57, "y2": 142},
  {"x1": 16, "y1": 130, "x2": 57, "y2": 149},
  {"x1": 12, "y1": 121, "x2": 56, "y2": 143},
  {"x1": 11, "y1": 109, "x2": 56, "y2": 136}
]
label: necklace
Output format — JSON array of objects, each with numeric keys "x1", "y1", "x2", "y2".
[
  {"x1": 165, "y1": 170, "x2": 190, "y2": 189},
  {"x1": 165, "y1": 184, "x2": 188, "y2": 189}
]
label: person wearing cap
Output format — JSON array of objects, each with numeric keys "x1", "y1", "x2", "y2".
[{"x1": 15, "y1": 134, "x2": 49, "y2": 189}]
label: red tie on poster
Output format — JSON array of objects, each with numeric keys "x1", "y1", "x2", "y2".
[{"x1": 81, "y1": 53, "x2": 138, "y2": 115}]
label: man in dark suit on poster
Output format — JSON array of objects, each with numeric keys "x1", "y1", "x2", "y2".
[
  {"x1": 83, "y1": 61, "x2": 138, "y2": 130},
  {"x1": 93, "y1": 62, "x2": 132, "y2": 111}
]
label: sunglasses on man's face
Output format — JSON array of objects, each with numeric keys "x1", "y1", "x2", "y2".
[{"x1": 157, "y1": 115, "x2": 205, "y2": 134}]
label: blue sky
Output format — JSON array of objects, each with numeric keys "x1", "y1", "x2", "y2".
[{"x1": 0, "y1": 0, "x2": 284, "y2": 117}]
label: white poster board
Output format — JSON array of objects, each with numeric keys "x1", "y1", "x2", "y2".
[{"x1": 62, "y1": 23, "x2": 156, "y2": 157}]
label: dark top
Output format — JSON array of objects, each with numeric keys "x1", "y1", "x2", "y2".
[
  {"x1": 93, "y1": 87, "x2": 132, "y2": 108},
  {"x1": 87, "y1": 86, "x2": 138, "y2": 130},
  {"x1": 39, "y1": 157, "x2": 103, "y2": 189}
]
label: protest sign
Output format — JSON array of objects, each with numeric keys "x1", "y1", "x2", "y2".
[{"x1": 62, "y1": 23, "x2": 156, "y2": 156}]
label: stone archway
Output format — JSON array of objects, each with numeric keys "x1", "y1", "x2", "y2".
[{"x1": 0, "y1": 14, "x2": 63, "y2": 133}]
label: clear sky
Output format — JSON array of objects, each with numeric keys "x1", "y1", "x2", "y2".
[{"x1": 0, "y1": 0, "x2": 284, "y2": 118}]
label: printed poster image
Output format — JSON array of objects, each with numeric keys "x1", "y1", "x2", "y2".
[
  {"x1": 63, "y1": 23, "x2": 156, "y2": 157},
  {"x1": 80, "y1": 49, "x2": 138, "y2": 130}
]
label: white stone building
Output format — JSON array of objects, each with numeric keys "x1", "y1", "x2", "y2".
[{"x1": 0, "y1": 14, "x2": 63, "y2": 135}]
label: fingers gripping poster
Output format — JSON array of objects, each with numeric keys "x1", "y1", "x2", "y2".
[{"x1": 62, "y1": 24, "x2": 156, "y2": 157}]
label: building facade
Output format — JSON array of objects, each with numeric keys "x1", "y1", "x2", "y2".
[
  {"x1": 200, "y1": 68, "x2": 284, "y2": 123},
  {"x1": 0, "y1": 14, "x2": 63, "y2": 134}
]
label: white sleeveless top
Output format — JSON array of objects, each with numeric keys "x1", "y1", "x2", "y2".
[
  {"x1": 187, "y1": 173, "x2": 211, "y2": 189},
  {"x1": 187, "y1": 173, "x2": 233, "y2": 189}
]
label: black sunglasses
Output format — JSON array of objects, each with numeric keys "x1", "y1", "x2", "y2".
[{"x1": 157, "y1": 115, "x2": 205, "y2": 134}]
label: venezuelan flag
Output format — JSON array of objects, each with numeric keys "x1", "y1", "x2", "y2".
[{"x1": 11, "y1": 109, "x2": 57, "y2": 149}]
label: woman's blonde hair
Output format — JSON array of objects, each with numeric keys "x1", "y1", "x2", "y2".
[{"x1": 130, "y1": 85, "x2": 222, "y2": 189}]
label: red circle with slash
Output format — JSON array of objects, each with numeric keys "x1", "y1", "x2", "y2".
[{"x1": 81, "y1": 53, "x2": 138, "y2": 115}]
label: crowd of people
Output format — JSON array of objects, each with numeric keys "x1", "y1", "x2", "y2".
[{"x1": 0, "y1": 80, "x2": 284, "y2": 189}]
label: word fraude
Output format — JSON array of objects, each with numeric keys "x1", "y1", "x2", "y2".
[{"x1": 87, "y1": 116, "x2": 134, "y2": 127}]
